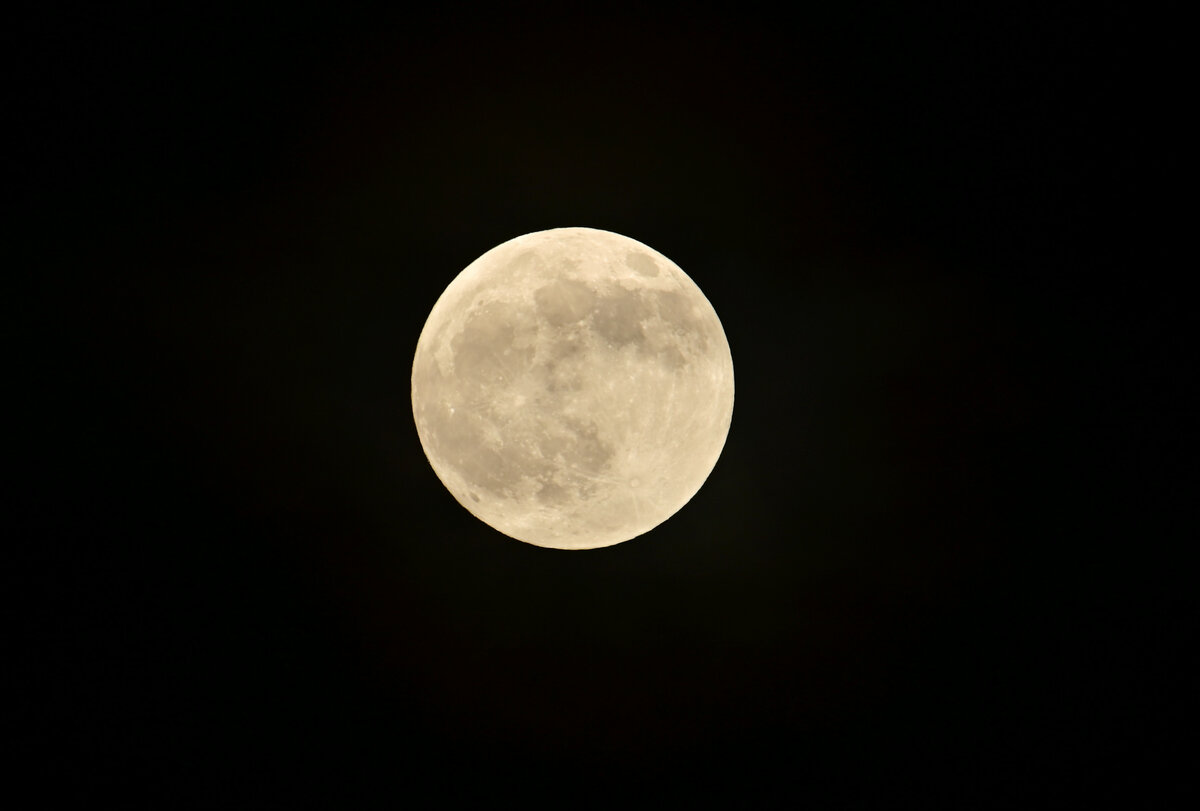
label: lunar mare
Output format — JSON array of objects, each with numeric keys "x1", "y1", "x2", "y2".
[{"x1": 411, "y1": 227, "x2": 734, "y2": 549}]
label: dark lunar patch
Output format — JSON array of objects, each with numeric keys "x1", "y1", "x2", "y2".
[
  {"x1": 535, "y1": 417, "x2": 614, "y2": 479},
  {"x1": 451, "y1": 301, "x2": 534, "y2": 389},
  {"x1": 537, "y1": 481, "x2": 569, "y2": 506},
  {"x1": 535, "y1": 278, "x2": 595, "y2": 326},
  {"x1": 537, "y1": 432, "x2": 570, "y2": 459},
  {"x1": 653, "y1": 289, "x2": 709, "y2": 351},
  {"x1": 592, "y1": 289, "x2": 648, "y2": 346},
  {"x1": 451, "y1": 441, "x2": 512, "y2": 492},
  {"x1": 543, "y1": 362, "x2": 584, "y2": 393},
  {"x1": 429, "y1": 403, "x2": 544, "y2": 496},
  {"x1": 625, "y1": 251, "x2": 659, "y2": 277},
  {"x1": 548, "y1": 335, "x2": 584, "y2": 361},
  {"x1": 560, "y1": 417, "x2": 614, "y2": 474},
  {"x1": 658, "y1": 344, "x2": 688, "y2": 370},
  {"x1": 467, "y1": 446, "x2": 541, "y2": 496},
  {"x1": 652, "y1": 289, "x2": 693, "y2": 328},
  {"x1": 541, "y1": 336, "x2": 586, "y2": 391}
]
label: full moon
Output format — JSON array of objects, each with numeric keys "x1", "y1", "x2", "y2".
[{"x1": 411, "y1": 227, "x2": 734, "y2": 550}]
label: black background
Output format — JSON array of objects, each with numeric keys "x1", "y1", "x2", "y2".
[{"x1": 14, "y1": 2, "x2": 1185, "y2": 806}]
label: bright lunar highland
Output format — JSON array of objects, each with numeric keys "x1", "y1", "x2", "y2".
[{"x1": 411, "y1": 227, "x2": 734, "y2": 549}]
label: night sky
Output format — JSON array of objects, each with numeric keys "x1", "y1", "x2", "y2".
[{"x1": 16, "y1": 2, "x2": 1182, "y2": 806}]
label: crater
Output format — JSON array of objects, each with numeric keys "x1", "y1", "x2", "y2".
[
  {"x1": 625, "y1": 251, "x2": 659, "y2": 277},
  {"x1": 506, "y1": 250, "x2": 538, "y2": 275}
]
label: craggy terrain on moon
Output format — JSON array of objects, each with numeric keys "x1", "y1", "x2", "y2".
[{"x1": 412, "y1": 228, "x2": 734, "y2": 549}]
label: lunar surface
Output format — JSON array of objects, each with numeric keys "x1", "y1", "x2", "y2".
[{"x1": 411, "y1": 227, "x2": 734, "y2": 549}]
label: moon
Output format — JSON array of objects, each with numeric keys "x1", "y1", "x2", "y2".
[{"x1": 411, "y1": 227, "x2": 734, "y2": 550}]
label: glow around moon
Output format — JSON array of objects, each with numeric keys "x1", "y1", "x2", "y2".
[{"x1": 411, "y1": 227, "x2": 734, "y2": 549}]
